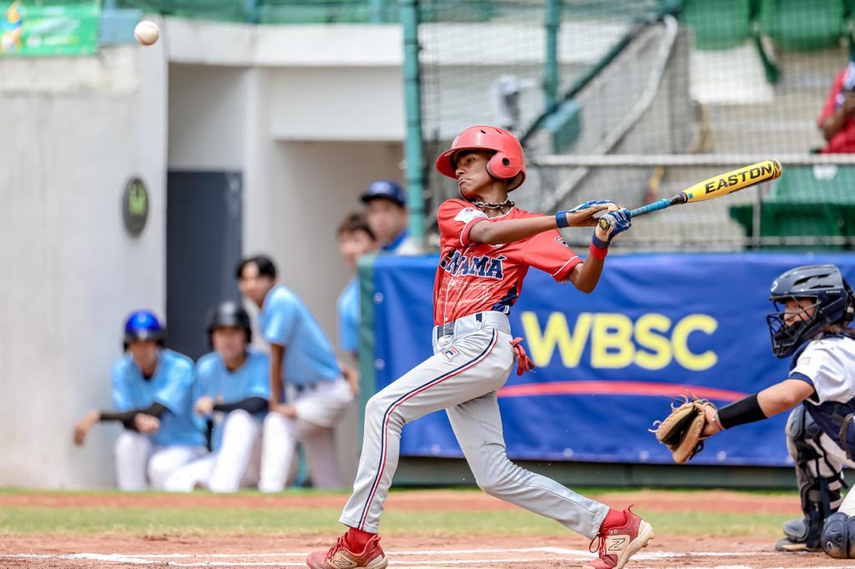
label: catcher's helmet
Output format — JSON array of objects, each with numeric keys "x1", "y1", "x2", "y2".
[
  {"x1": 206, "y1": 301, "x2": 252, "y2": 348},
  {"x1": 435, "y1": 125, "x2": 526, "y2": 191},
  {"x1": 766, "y1": 265, "x2": 855, "y2": 358},
  {"x1": 123, "y1": 310, "x2": 165, "y2": 350}
]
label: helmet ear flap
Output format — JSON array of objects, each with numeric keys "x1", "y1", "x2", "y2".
[
  {"x1": 843, "y1": 280, "x2": 855, "y2": 325},
  {"x1": 486, "y1": 151, "x2": 518, "y2": 180}
]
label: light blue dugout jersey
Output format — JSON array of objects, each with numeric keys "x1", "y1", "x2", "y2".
[
  {"x1": 337, "y1": 277, "x2": 360, "y2": 355},
  {"x1": 259, "y1": 284, "x2": 340, "y2": 391},
  {"x1": 111, "y1": 349, "x2": 205, "y2": 448},
  {"x1": 194, "y1": 348, "x2": 270, "y2": 452}
]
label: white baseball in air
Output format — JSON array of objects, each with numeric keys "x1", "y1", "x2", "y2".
[{"x1": 134, "y1": 21, "x2": 160, "y2": 46}]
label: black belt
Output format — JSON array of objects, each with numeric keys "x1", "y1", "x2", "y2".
[{"x1": 435, "y1": 313, "x2": 483, "y2": 340}]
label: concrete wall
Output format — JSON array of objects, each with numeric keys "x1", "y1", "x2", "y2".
[
  {"x1": 0, "y1": 42, "x2": 168, "y2": 488},
  {"x1": 0, "y1": 17, "x2": 407, "y2": 488}
]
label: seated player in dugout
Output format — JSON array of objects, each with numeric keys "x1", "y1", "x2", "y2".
[
  {"x1": 73, "y1": 311, "x2": 206, "y2": 491},
  {"x1": 236, "y1": 255, "x2": 355, "y2": 492},
  {"x1": 700, "y1": 265, "x2": 855, "y2": 559},
  {"x1": 336, "y1": 212, "x2": 379, "y2": 395},
  {"x1": 307, "y1": 126, "x2": 653, "y2": 569},
  {"x1": 165, "y1": 302, "x2": 270, "y2": 493},
  {"x1": 360, "y1": 180, "x2": 421, "y2": 255}
]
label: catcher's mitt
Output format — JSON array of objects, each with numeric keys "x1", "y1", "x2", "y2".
[{"x1": 650, "y1": 397, "x2": 717, "y2": 464}]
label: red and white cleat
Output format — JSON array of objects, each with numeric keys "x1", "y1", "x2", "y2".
[
  {"x1": 306, "y1": 533, "x2": 387, "y2": 569},
  {"x1": 583, "y1": 507, "x2": 654, "y2": 569}
]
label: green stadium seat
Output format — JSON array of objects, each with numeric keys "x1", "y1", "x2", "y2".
[
  {"x1": 258, "y1": 0, "x2": 372, "y2": 24},
  {"x1": 729, "y1": 166, "x2": 855, "y2": 249},
  {"x1": 116, "y1": 0, "x2": 247, "y2": 22},
  {"x1": 760, "y1": 0, "x2": 846, "y2": 51},
  {"x1": 683, "y1": 0, "x2": 753, "y2": 50}
]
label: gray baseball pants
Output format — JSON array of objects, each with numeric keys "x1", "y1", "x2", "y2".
[{"x1": 339, "y1": 311, "x2": 608, "y2": 538}]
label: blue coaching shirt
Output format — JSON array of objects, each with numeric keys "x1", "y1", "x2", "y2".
[
  {"x1": 111, "y1": 349, "x2": 205, "y2": 448},
  {"x1": 259, "y1": 284, "x2": 340, "y2": 391},
  {"x1": 337, "y1": 277, "x2": 360, "y2": 354},
  {"x1": 195, "y1": 348, "x2": 270, "y2": 451}
]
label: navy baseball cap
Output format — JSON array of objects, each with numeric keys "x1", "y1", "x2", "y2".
[{"x1": 360, "y1": 180, "x2": 407, "y2": 207}]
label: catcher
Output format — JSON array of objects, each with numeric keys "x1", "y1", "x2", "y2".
[{"x1": 652, "y1": 264, "x2": 855, "y2": 559}]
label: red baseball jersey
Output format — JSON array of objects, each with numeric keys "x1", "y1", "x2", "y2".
[{"x1": 434, "y1": 198, "x2": 582, "y2": 325}]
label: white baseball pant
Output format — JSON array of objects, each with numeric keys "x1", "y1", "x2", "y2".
[
  {"x1": 259, "y1": 377, "x2": 354, "y2": 492},
  {"x1": 164, "y1": 410, "x2": 263, "y2": 493},
  {"x1": 114, "y1": 431, "x2": 206, "y2": 491},
  {"x1": 339, "y1": 311, "x2": 609, "y2": 538}
]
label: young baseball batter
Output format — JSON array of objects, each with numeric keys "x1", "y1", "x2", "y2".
[
  {"x1": 700, "y1": 264, "x2": 855, "y2": 560},
  {"x1": 165, "y1": 302, "x2": 270, "y2": 493},
  {"x1": 307, "y1": 126, "x2": 653, "y2": 569},
  {"x1": 73, "y1": 310, "x2": 206, "y2": 490}
]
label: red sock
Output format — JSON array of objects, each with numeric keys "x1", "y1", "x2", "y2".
[
  {"x1": 601, "y1": 508, "x2": 627, "y2": 529},
  {"x1": 345, "y1": 527, "x2": 375, "y2": 551}
]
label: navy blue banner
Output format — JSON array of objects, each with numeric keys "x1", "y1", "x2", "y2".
[{"x1": 371, "y1": 253, "x2": 855, "y2": 466}]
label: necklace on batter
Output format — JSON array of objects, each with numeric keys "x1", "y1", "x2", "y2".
[{"x1": 472, "y1": 199, "x2": 514, "y2": 212}]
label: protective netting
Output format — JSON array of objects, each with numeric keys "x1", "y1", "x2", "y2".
[
  {"x1": 420, "y1": 0, "x2": 666, "y2": 210},
  {"x1": 420, "y1": 1, "x2": 855, "y2": 251}
]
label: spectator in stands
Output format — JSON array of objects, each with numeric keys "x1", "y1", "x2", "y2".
[
  {"x1": 335, "y1": 212, "x2": 378, "y2": 393},
  {"x1": 361, "y1": 180, "x2": 420, "y2": 255},
  {"x1": 818, "y1": 58, "x2": 855, "y2": 153}
]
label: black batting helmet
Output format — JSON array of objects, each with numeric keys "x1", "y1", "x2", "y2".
[
  {"x1": 205, "y1": 301, "x2": 252, "y2": 349},
  {"x1": 766, "y1": 265, "x2": 855, "y2": 358}
]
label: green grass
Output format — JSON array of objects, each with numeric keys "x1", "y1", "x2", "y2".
[{"x1": 0, "y1": 505, "x2": 791, "y2": 538}]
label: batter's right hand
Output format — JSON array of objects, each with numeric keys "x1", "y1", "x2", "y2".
[
  {"x1": 134, "y1": 413, "x2": 160, "y2": 434},
  {"x1": 559, "y1": 201, "x2": 617, "y2": 228}
]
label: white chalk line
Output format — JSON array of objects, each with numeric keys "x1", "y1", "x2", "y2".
[
  {"x1": 5, "y1": 547, "x2": 764, "y2": 559},
  {"x1": 2, "y1": 549, "x2": 850, "y2": 568}
]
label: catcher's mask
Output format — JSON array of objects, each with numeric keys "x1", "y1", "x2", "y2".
[{"x1": 766, "y1": 264, "x2": 855, "y2": 359}]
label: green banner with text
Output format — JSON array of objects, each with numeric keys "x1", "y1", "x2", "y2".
[{"x1": 1, "y1": 1, "x2": 100, "y2": 56}]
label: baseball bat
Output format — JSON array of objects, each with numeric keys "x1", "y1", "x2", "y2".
[{"x1": 597, "y1": 159, "x2": 782, "y2": 231}]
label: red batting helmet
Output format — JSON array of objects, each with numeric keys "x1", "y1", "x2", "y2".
[{"x1": 435, "y1": 125, "x2": 526, "y2": 191}]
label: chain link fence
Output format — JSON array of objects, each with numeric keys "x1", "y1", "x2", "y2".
[{"x1": 419, "y1": 1, "x2": 855, "y2": 252}]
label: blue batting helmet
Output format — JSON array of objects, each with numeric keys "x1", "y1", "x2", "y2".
[
  {"x1": 123, "y1": 310, "x2": 165, "y2": 350},
  {"x1": 766, "y1": 265, "x2": 854, "y2": 358}
]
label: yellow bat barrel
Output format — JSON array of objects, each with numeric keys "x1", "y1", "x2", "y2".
[{"x1": 683, "y1": 159, "x2": 782, "y2": 203}]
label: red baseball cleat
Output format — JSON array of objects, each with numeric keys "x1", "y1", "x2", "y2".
[
  {"x1": 583, "y1": 507, "x2": 654, "y2": 569},
  {"x1": 306, "y1": 533, "x2": 387, "y2": 569}
]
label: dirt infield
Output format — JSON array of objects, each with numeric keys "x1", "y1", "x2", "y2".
[
  {"x1": 0, "y1": 489, "x2": 803, "y2": 515},
  {"x1": 3, "y1": 533, "x2": 853, "y2": 568},
  {"x1": 2, "y1": 490, "x2": 850, "y2": 568}
]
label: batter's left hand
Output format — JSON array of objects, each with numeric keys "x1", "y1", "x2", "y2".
[
  {"x1": 509, "y1": 337, "x2": 535, "y2": 376},
  {"x1": 595, "y1": 208, "x2": 631, "y2": 244}
]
